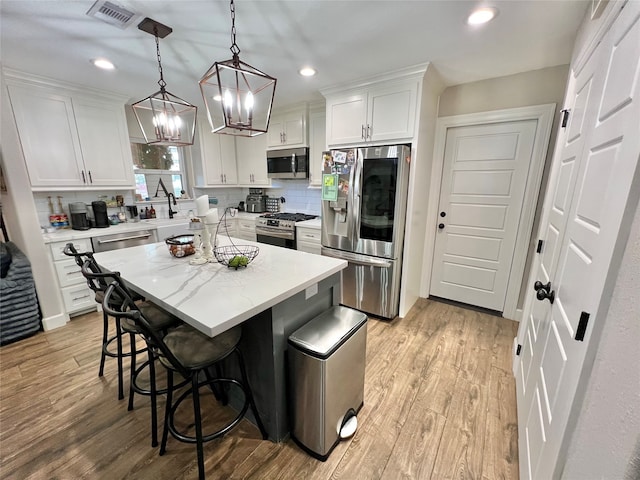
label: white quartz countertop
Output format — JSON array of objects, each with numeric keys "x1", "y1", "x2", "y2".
[
  {"x1": 41, "y1": 212, "x2": 262, "y2": 244},
  {"x1": 93, "y1": 237, "x2": 347, "y2": 337},
  {"x1": 295, "y1": 218, "x2": 321, "y2": 229}
]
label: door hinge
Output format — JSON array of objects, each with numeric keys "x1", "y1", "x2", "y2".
[
  {"x1": 575, "y1": 311, "x2": 590, "y2": 341},
  {"x1": 516, "y1": 344, "x2": 522, "y2": 356},
  {"x1": 561, "y1": 109, "x2": 570, "y2": 128},
  {"x1": 536, "y1": 239, "x2": 544, "y2": 254}
]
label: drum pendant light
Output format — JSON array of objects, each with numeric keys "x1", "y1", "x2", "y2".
[
  {"x1": 199, "y1": 0, "x2": 276, "y2": 136},
  {"x1": 132, "y1": 18, "x2": 197, "y2": 146}
]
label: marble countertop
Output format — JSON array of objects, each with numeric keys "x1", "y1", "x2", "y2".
[
  {"x1": 41, "y1": 212, "x2": 263, "y2": 244},
  {"x1": 93, "y1": 237, "x2": 347, "y2": 337}
]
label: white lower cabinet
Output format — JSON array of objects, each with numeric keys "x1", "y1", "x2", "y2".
[
  {"x1": 236, "y1": 218, "x2": 257, "y2": 242},
  {"x1": 49, "y1": 238, "x2": 96, "y2": 315},
  {"x1": 296, "y1": 226, "x2": 321, "y2": 254}
]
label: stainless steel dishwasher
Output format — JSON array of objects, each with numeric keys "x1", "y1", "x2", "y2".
[{"x1": 91, "y1": 229, "x2": 158, "y2": 253}]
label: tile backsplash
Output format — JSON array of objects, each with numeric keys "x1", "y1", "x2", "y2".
[
  {"x1": 266, "y1": 180, "x2": 321, "y2": 215},
  {"x1": 33, "y1": 181, "x2": 321, "y2": 228}
]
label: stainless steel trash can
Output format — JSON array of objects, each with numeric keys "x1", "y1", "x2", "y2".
[{"x1": 288, "y1": 305, "x2": 367, "y2": 461}]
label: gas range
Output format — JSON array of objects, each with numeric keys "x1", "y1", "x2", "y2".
[
  {"x1": 255, "y1": 213, "x2": 318, "y2": 249},
  {"x1": 256, "y1": 213, "x2": 317, "y2": 231}
]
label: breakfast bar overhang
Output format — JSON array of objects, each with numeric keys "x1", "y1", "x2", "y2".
[{"x1": 94, "y1": 237, "x2": 347, "y2": 442}]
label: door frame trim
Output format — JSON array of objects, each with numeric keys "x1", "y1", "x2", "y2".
[{"x1": 420, "y1": 103, "x2": 556, "y2": 319}]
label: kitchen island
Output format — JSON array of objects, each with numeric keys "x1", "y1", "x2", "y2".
[{"x1": 94, "y1": 237, "x2": 347, "y2": 441}]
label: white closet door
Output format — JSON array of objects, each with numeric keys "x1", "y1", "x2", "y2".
[{"x1": 517, "y1": 4, "x2": 640, "y2": 479}]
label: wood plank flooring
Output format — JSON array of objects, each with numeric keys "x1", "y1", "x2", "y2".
[{"x1": 0, "y1": 298, "x2": 519, "y2": 479}]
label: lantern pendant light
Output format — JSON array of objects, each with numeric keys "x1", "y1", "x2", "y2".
[
  {"x1": 132, "y1": 18, "x2": 197, "y2": 146},
  {"x1": 199, "y1": 0, "x2": 276, "y2": 136}
]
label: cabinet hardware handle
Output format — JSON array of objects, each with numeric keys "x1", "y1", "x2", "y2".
[
  {"x1": 224, "y1": 174, "x2": 227, "y2": 183},
  {"x1": 88, "y1": 170, "x2": 93, "y2": 183},
  {"x1": 440, "y1": 211, "x2": 446, "y2": 217},
  {"x1": 220, "y1": 174, "x2": 223, "y2": 183},
  {"x1": 438, "y1": 223, "x2": 445, "y2": 229},
  {"x1": 361, "y1": 125, "x2": 366, "y2": 140},
  {"x1": 367, "y1": 124, "x2": 371, "y2": 139},
  {"x1": 72, "y1": 294, "x2": 91, "y2": 301},
  {"x1": 81, "y1": 170, "x2": 86, "y2": 183},
  {"x1": 283, "y1": 132, "x2": 286, "y2": 143},
  {"x1": 97, "y1": 234, "x2": 151, "y2": 244}
]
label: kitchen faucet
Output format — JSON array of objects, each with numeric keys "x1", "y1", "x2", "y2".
[{"x1": 155, "y1": 178, "x2": 178, "y2": 219}]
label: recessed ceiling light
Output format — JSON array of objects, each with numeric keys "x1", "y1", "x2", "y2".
[
  {"x1": 91, "y1": 58, "x2": 116, "y2": 70},
  {"x1": 467, "y1": 7, "x2": 498, "y2": 25},
  {"x1": 299, "y1": 67, "x2": 316, "y2": 77}
]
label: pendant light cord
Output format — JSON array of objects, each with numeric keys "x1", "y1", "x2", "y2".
[{"x1": 154, "y1": 26, "x2": 167, "y2": 90}]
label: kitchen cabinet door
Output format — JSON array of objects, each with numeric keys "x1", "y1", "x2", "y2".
[
  {"x1": 199, "y1": 124, "x2": 237, "y2": 186},
  {"x1": 324, "y1": 80, "x2": 418, "y2": 146},
  {"x1": 325, "y1": 93, "x2": 367, "y2": 146},
  {"x1": 236, "y1": 134, "x2": 269, "y2": 185},
  {"x1": 367, "y1": 81, "x2": 417, "y2": 143},
  {"x1": 8, "y1": 84, "x2": 85, "y2": 187},
  {"x1": 8, "y1": 81, "x2": 134, "y2": 189},
  {"x1": 73, "y1": 98, "x2": 134, "y2": 187},
  {"x1": 267, "y1": 110, "x2": 307, "y2": 148},
  {"x1": 308, "y1": 110, "x2": 326, "y2": 187}
]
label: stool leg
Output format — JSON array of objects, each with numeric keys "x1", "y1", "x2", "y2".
[
  {"x1": 127, "y1": 332, "x2": 137, "y2": 411},
  {"x1": 148, "y1": 347, "x2": 158, "y2": 448},
  {"x1": 192, "y1": 374, "x2": 206, "y2": 480},
  {"x1": 236, "y1": 349, "x2": 268, "y2": 440},
  {"x1": 159, "y1": 369, "x2": 174, "y2": 456},
  {"x1": 115, "y1": 316, "x2": 124, "y2": 400},
  {"x1": 99, "y1": 310, "x2": 108, "y2": 377}
]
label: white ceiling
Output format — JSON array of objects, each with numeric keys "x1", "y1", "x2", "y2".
[{"x1": 1, "y1": 0, "x2": 589, "y2": 111}]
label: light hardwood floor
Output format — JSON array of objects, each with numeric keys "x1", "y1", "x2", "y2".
[{"x1": 0, "y1": 298, "x2": 519, "y2": 479}]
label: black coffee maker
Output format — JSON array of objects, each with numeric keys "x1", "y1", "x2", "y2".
[
  {"x1": 69, "y1": 202, "x2": 90, "y2": 230},
  {"x1": 91, "y1": 201, "x2": 109, "y2": 228}
]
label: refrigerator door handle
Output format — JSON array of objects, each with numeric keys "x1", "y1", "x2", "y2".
[{"x1": 322, "y1": 248, "x2": 391, "y2": 268}]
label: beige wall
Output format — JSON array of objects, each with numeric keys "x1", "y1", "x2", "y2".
[
  {"x1": 438, "y1": 65, "x2": 569, "y2": 117},
  {"x1": 437, "y1": 65, "x2": 570, "y2": 312}
]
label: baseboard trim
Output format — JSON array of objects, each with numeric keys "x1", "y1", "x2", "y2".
[{"x1": 41, "y1": 312, "x2": 69, "y2": 331}]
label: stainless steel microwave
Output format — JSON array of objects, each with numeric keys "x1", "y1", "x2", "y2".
[{"x1": 267, "y1": 147, "x2": 309, "y2": 179}]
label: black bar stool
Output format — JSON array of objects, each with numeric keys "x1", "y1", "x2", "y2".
[
  {"x1": 63, "y1": 243, "x2": 132, "y2": 400},
  {"x1": 103, "y1": 281, "x2": 267, "y2": 480},
  {"x1": 81, "y1": 260, "x2": 181, "y2": 447}
]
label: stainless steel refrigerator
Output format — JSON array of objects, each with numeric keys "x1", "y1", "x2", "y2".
[{"x1": 321, "y1": 145, "x2": 411, "y2": 319}]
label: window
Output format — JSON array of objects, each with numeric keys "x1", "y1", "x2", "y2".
[{"x1": 130, "y1": 143, "x2": 186, "y2": 201}]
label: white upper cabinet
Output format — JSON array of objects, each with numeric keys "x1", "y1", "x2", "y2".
[
  {"x1": 72, "y1": 98, "x2": 134, "y2": 187},
  {"x1": 324, "y1": 78, "x2": 419, "y2": 147},
  {"x1": 267, "y1": 108, "x2": 307, "y2": 149},
  {"x1": 7, "y1": 77, "x2": 134, "y2": 190},
  {"x1": 308, "y1": 109, "x2": 326, "y2": 187},
  {"x1": 236, "y1": 134, "x2": 269, "y2": 185},
  {"x1": 198, "y1": 121, "x2": 238, "y2": 186}
]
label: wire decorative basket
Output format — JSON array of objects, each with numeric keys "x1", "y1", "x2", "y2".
[
  {"x1": 212, "y1": 207, "x2": 259, "y2": 269},
  {"x1": 213, "y1": 245, "x2": 259, "y2": 269}
]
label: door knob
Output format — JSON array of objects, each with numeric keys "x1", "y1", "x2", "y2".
[
  {"x1": 438, "y1": 223, "x2": 445, "y2": 229},
  {"x1": 534, "y1": 280, "x2": 551, "y2": 292},
  {"x1": 536, "y1": 287, "x2": 555, "y2": 304}
]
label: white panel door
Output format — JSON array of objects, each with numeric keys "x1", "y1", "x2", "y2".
[
  {"x1": 517, "y1": 4, "x2": 640, "y2": 479},
  {"x1": 430, "y1": 120, "x2": 537, "y2": 311}
]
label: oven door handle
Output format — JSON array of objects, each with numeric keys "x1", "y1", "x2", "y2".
[{"x1": 256, "y1": 227, "x2": 295, "y2": 240}]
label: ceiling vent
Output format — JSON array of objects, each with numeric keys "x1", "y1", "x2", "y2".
[{"x1": 86, "y1": 1, "x2": 138, "y2": 29}]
